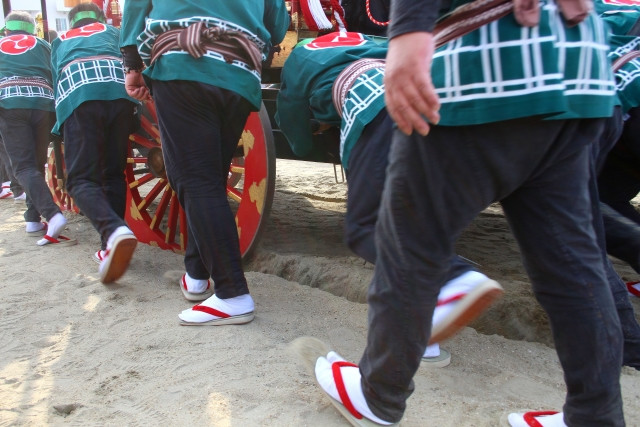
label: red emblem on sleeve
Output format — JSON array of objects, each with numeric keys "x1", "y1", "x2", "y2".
[
  {"x1": 0, "y1": 35, "x2": 37, "y2": 55},
  {"x1": 60, "y1": 22, "x2": 106, "y2": 40},
  {"x1": 304, "y1": 32, "x2": 367, "y2": 50}
]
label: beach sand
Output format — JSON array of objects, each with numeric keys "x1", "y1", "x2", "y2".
[{"x1": 1, "y1": 159, "x2": 639, "y2": 426}]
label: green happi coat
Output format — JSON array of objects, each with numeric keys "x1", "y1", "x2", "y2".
[
  {"x1": 51, "y1": 23, "x2": 137, "y2": 135},
  {"x1": 276, "y1": 33, "x2": 388, "y2": 166},
  {"x1": 432, "y1": 0, "x2": 617, "y2": 126},
  {"x1": 0, "y1": 34, "x2": 54, "y2": 111},
  {"x1": 119, "y1": 0, "x2": 289, "y2": 110},
  {"x1": 596, "y1": 0, "x2": 640, "y2": 113}
]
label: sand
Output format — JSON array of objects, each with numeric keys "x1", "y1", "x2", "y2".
[{"x1": 1, "y1": 158, "x2": 639, "y2": 426}]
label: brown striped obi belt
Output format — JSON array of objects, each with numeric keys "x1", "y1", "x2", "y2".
[
  {"x1": 149, "y1": 22, "x2": 262, "y2": 73},
  {"x1": 332, "y1": 58, "x2": 386, "y2": 118}
]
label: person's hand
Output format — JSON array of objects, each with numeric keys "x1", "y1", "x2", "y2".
[
  {"x1": 125, "y1": 71, "x2": 152, "y2": 102},
  {"x1": 384, "y1": 32, "x2": 440, "y2": 136}
]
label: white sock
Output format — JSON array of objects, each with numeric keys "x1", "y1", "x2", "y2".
[
  {"x1": 107, "y1": 226, "x2": 134, "y2": 249},
  {"x1": 46, "y1": 213, "x2": 66, "y2": 238},
  {"x1": 179, "y1": 293, "x2": 254, "y2": 322},
  {"x1": 422, "y1": 343, "x2": 440, "y2": 358},
  {"x1": 26, "y1": 221, "x2": 45, "y2": 232},
  {"x1": 315, "y1": 353, "x2": 393, "y2": 425},
  {"x1": 184, "y1": 272, "x2": 209, "y2": 293},
  {"x1": 508, "y1": 412, "x2": 565, "y2": 427}
]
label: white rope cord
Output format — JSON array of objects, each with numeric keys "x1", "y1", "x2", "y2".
[{"x1": 300, "y1": 0, "x2": 334, "y2": 31}]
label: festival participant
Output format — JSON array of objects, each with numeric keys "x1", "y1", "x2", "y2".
[
  {"x1": 120, "y1": 0, "x2": 289, "y2": 322},
  {"x1": 293, "y1": 0, "x2": 626, "y2": 425},
  {"x1": 51, "y1": 2, "x2": 139, "y2": 283},
  {"x1": 277, "y1": 32, "x2": 500, "y2": 368},
  {"x1": 0, "y1": 11, "x2": 72, "y2": 244}
]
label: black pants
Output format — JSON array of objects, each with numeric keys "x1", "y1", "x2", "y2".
[
  {"x1": 0, "y1": 108, "x2": 59, "y2": 222},
  {"x1": 345, "y1": 109, "x2": 473, "y2": 279},
  {"x1": 63, "y1": 99, "x2": 136, "y2": 248},
  {"x1": 152, "y1": 80, "x2": 251, "y2": 298},
  {"x1": 361, "y1": 117, "x2": 623, "y2": 426},
  {"x1": 0, "y1": 135, "x2": 23, "y2": 195}
]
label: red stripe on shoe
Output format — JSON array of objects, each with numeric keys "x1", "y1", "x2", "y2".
[
  {"x1": 626, "y1": 282, "x2": 640, "y2": 297},
  {"x1": 192, "y1": 305, "x2": 230, "y2": 318},
  {"x1": 331, "y1": 361, "x2": 363, "y2": 420},
  {"x1": 523, "y1": 411, "x2": 559, "y2": 427},
  {"x1": 436, "y1": 292, "x2": 466, "y2": 307},
  {"x1": 43, "y1": 234, "x2": 72, "y2": 244}
]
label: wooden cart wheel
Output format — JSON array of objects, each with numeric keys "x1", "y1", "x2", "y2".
[
  {"x1": 125, "y1": 101, "x2": 275, "y2": 259},
  {"x1": 46, "y1": 144, "x2": 79, "y2": 213}
]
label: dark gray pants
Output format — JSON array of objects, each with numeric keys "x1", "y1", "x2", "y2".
[
  {"x1": 63, "y1": 99, "x2": 136, "y2": 248},
  {"x1": 0, "y1": 135, "x2": 23, "y2": 195},
  {"x1": 0, "y1": 108, "x2": 59, "y2": 223},
  {"x1": 152, "y1": 80, "x2": 251, "y2": 298},
  {"x1": 360, "y1": 117, "x2": 624, "y2": 426}
]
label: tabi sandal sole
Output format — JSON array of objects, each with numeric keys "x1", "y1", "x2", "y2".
[
  {"x1": 430, "y1": 279, "x2": 503, "y2": 344},
  {"x1": 27, "y1": 228, "x2": 47, "y2": 237},
  {"x1": 289, "y1": 336, "x2": 399, "y2": 427},
  {"x1": 100, "y1": 235, "x2": 137, "y2": 284},
  {"x1": 421, "y1": 348, "x2": 451, "y2": 368},
  {"x1": 179, "y1": 311, "x2": 254, "y2": 326},
  {"x1": 180, "y1": 275, "x2": 213, "y2": 302},
  {"x1": 37, "y1": 234, "x2": 77, "y2": 247}
]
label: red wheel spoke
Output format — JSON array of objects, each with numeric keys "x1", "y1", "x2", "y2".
[
  {"x1": 150, "y1": 185, "x2": 172, "y2": 230},
  {"x1": 165, "y1": 193, "x2": 180, "y2": 244},
  {"x1": 129, "y1": 133, "x2": 158, "y2": 148},
  {"x1": 227, "y1": 186, "x2": 242, "y2": 203},
  {"x1": 129, "y1": 172, "x2": 155, "y2": 189},
  {"x1": 138, "y1": 179, "x2": 167, "y2": 211},
  {"x1": 230, "y1": 165, "x2": 245, "y2": 174}
]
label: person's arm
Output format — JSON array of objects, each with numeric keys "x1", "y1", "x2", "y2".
[
  {"x1": 264, "y1": 0, "x2": 290, "y2": 46},
  {"x1": 119, "y1": 0, "x2": 152, "y2": 101},
  {"x1": 384, "y1": 0, "x2": 442, "y2": 136}
]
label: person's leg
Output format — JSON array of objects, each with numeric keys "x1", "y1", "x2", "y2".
[
  {"x1": 153, "y1": 80, "x2": 250, "y2": 299},
  {"x1": 103, "y1": 99, "x2": 136, "y2": 228},
  {"x1": 358, "y1": 117, "x2": 568, "y2": 422},
  {"x1": 345, "y1": 110, "x2": 393, "y2": 264},
  {"x1": 0, "y1": 108, "x2": 60, "y2": 222},
  {"x1": 501, "y1": 119, "x2": 623, "y2": 425},
  {"x1": 598, "y1": 108, "x2": 640, "y2": 225},
  {"x1": 601, "y1": 202, "x2": 640, "y2": 273},
  {"x1": 0, "y1": 135, "x2": 23, "y2": 196},
  {"x1": 64, "y1": 101, "x2": 129, "y2": 242}
]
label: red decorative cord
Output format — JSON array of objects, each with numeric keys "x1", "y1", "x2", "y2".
[{"x1": 366, "y1": 0, "x2": 389, "y2": 26}]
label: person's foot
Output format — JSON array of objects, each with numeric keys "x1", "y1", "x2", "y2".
[
  {"x1": 25, "y1": 221, "x2": 46, "y2": 237},
  {"x1": 93, "y1": 249, "x2": 107, "y2": 264},
  {"x1": 178, "y1": 293, "x2": 254, "y2": 325},
  {"x1": 180, "y1": 273, "x2": 213, "y2": 301},
  {"x1": 99, "y1": 226, "x2": 137, "y2": 283},
  {"x1": 13, "y1": 192, "x2": 26, "y2": 202},
  {"x1": 627, "y1": 281, "x2": 640, "y2": 297},
  {"x1": 0, "y1": 186, "x2": 12, "y2": 199},
  {"x1": 36, "y1": 213, "x2": 73, "y2": 246},
  {"x1": 421, "y1": 343, "x2": 451, "y2": 368},
  {"x1": 508, "y1": 411, "x2": 565, "y2": 427},
  {"x1": 315, "y1": 351, "x2": 395, "y2": 425},
  {"x1": 430, "y1": 271, "x2": 503, "y2": 344}
]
